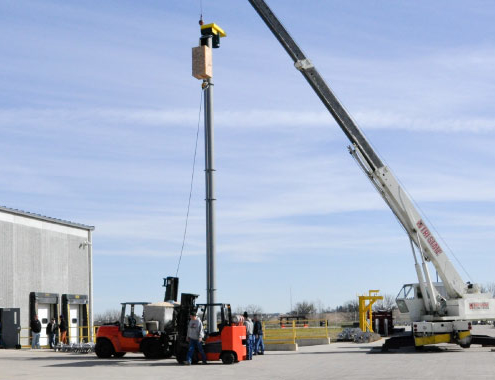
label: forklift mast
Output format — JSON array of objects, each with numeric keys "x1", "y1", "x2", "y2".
[{"x1": 175, "y1": 293, "x2": 199, "y2": 340}]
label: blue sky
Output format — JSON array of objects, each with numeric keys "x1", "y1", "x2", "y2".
[{"x1": 1, "y1": 0, "x2": 495, "y2": 314}]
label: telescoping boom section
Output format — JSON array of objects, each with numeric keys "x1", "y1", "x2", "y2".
[{"x1": 248, "y1": 0, "x2": 495, "y2": 346}]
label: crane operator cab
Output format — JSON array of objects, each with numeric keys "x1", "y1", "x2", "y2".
[{"x1": 396, "y1": 283, "x2": 448, "y2": 322}]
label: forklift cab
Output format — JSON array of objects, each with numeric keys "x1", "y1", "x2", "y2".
[
  {"x1": 197, "y1": 303, "x2": 233, "y2": 335},
  {"x1": 195, "y1": 303, "x2": 246, "y2": 364},
  {"x1": 120, "y1": 302, "x2": 149, "y2": 338}
]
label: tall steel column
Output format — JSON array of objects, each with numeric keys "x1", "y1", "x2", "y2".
[
  {"x1": 193, "y1": 23, "x2": 226, "y2": 333},
  {"x1": 203, "y1": 36, "x2": 217, "y2": 332}
]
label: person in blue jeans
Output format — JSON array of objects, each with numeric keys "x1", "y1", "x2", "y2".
[
  {"x1": 46, "y1": 318, "x2": 58, "y2": 349},
  {"x1": 243, "y1": 312, "x2": 254, "y2": 360},
  {"x1": 184, "y1": 311, "x2": 207, "y2": 365},
  {"x1": 30, "y1": 315, "x2": 41, "y2": 349},
  {"x1": 253, "y1": 314, "x2": 265, "y2": 355}
]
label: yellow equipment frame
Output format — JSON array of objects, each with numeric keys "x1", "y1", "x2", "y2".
[{"x1": 358, "y1": 290, "x2": 383, "y2": 332}]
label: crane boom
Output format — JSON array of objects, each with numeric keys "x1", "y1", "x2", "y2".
[
  {"x1": 248, "y1": 0, "x2": 382, "y2": 171},
  {"x1": 247, "y1": 0, "x2": 468, "y2": 304}
]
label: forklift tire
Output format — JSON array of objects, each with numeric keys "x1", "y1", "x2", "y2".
[
  {"x1": 142, "y1": 339, "x2": 163, "y2": 359},
  {"x1": 114, "y1": 352, "x2": 126, "y2": 358},
  {"x1": 220, "y1": 351, "x2": 235, "y2": 365},
  {"x1": 95, "y1": 339, "x2": 115, "y2": 358}
]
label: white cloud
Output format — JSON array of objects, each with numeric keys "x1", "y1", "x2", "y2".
[{"x1": 2, "y1": 107, "x2": 495, "y2": 135}]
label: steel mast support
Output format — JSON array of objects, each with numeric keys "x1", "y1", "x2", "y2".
[
  {"x1": 204, "y1": 52, "x2": 217, "y2": 332},
  {"x1": 192, "y1": 22, "x2": 226, "y2": 333}
]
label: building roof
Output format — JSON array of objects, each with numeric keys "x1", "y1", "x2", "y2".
[{"x1": 0, "y1": 205, "x2": 95, "y2": 231}]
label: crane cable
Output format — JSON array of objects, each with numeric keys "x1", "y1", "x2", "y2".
[
  {"x1": 176, "y1": 0, "x2": 206, "y2": 277},
  {"x1": 175, "y1": 89, "x2": 203, "y2": 277}
]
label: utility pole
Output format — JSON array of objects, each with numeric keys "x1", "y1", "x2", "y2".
[{"x1": 192, "y1": 22, "x2": 226, "y2": 332}]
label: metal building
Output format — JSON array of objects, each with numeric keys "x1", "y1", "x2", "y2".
[{"x1": 0, "y1": 205, "x2": 94, "y2": 347}]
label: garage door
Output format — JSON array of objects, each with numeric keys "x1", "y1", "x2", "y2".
[
  {"x1": 37, "y1": 304, "x2": 49, "y2": 347},
  {"x1": 69, "y1": 305, "x2": 79, "y2": 343}
]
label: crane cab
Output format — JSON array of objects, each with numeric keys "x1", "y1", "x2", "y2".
[{"x1": 396, "y1": 283, "x2": 448, "y2": 322}]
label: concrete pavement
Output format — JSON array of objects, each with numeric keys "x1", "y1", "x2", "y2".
[{"x1": 1, "y1": 326, "x2": 494, "y2": 380}]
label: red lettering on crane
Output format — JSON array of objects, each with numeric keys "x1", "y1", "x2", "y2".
[
  {"x1": 416, "y1": 220, "x2": 443, "y2": 255},
  {"x1": 469, "y1": 302, "x2": 489, "y2": 310}
]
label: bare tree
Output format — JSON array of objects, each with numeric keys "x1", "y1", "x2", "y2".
[
  {"x1": 233, "y1": 304, "x2": 263, "y2": 317},
  {"x1": 342, "y1": 299, "x2": 358, "y2": 313},
  {"x1": 94, "y1": 309, "x2": 121, "y2": 325},
  {"x1": 373, "y1": 294, "x2": 397, "y2": 311},
  {"x1": 480, "y1": 282, "x2": 495, "y2": 297},
  {"x1": 292, "y1": 301, "x2": 316, "y2": 316},
  {"x1": 315, "y1": 299, "x2": 326, "y2": 318}
]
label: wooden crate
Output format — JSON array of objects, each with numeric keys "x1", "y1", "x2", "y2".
[{"x1": 192, "y1": 45, "x2": 212, "y2": 79}]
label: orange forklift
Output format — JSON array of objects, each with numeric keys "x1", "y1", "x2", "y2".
[
  {"x1": 190, "y1": 303, "x2": 246, "y2": 364},
  {"x1": 94, "y1": 301, "x2": 150, "y2": 358}
]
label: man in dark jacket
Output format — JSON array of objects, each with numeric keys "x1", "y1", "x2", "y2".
[
  {"x1": 46, "y1": 318, "x2": 58, "y2": 349},
  {"x1": 30, "y1": 315, "x2": 42, "y2": 349},
  {"x1": 59, "y1": 315, "x2": 67, "y2": 344},
  {"x1": 253, "y1": 314, "x2": 264, "y2": 355}
]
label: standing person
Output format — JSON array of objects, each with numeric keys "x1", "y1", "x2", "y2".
[
  {"x1": 184, "y1": 311, "x2": 207, "y2": 365},
  {"x1": 253, "y1": 314, "x2": 265, "y2": 355},
  {"x1": 46, "y1": 318, "x2": 57, "y2": 349},
  {"x1": 59, "y1": 315, "x2": 67, "y2": 344},
  {"x1": 243, "y1": 312, "x2": 254, "y2": 360},
  {"x1": 30, "y1": 315, "x2": 42, "y2": 349}
]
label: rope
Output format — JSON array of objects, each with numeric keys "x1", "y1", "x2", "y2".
[{"x1": 176, "y1": 89, "x2": 203, "y2": 277}]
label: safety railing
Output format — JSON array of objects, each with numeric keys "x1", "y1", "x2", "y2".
[
  {"x1": 19, "y1": 325, "x2": 99, "y2": 348},
  {"x1": 263, "y1": 319, "x2": 343, "y2": 345}
]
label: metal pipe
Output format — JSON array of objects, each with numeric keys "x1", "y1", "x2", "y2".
[
  {"x1": 409, "y1": 237, "x2": 430, "y2": 312},
  {"x1": 416, "y1": 232, "x2": 438, "y2": 312},
  {"x1": 204, "y1": 36, "x2": 217, "y2": 332},
  {"x1": 87, "y1": 230, "x2": 94, "y2": 342}
]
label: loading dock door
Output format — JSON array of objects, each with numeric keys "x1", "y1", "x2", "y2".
[
  {"x1": 62, "y1": 294, "x2": 89, "y2": 343},
  {"x1": 69, "y1": 305, "x2": 79, "y2": 343},
  {"x1": 29, "y1": 292, "x2": 59, "y2": 347},
  {"x1": 38, "y1": 304, "x2": 49, "y2": 347}
]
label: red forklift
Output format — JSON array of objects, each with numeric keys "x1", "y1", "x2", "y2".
[
  {"x1": 193, "y1": 303, "x2": 246, "y2": 364},
  {"x1": 94, "y1": 302, "x2": 150, "y2": 358}
]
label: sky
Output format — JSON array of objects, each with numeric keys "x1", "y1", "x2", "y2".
[{"x1": 1, "y1": 0, "x2": 495, "y2": 314}]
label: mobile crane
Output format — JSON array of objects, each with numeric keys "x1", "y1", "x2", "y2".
[{"x1": 247, "y1": 0, "x2": 495, "y2": 349}]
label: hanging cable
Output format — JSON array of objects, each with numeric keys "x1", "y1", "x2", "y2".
[{"x1": 175, "y1": 89, "x2": 203, "y2": 277}]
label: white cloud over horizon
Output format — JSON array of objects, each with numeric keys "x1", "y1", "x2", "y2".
[{"x1": 2, "y1": 106, "x2": 495, "y2": 133}]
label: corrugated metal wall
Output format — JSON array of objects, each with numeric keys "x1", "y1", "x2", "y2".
[{"x1": 0, "y1": 214, "x2": 90, "y2": 330}]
